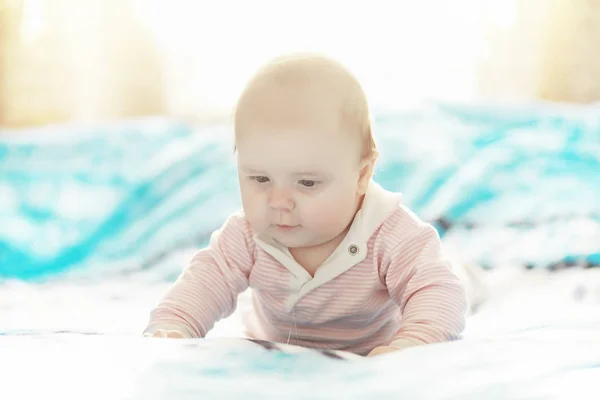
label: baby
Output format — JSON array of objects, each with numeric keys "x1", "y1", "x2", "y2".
[{"x1": 143, "y1": 53, "x2": 468, "y2": 357}]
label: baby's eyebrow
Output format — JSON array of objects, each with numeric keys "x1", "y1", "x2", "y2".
[
  {"x1": 293, "y1": 171, "x2": 323, "y2": 177},
  {"x1": 240, "y1": 167, "x2": 265, "y2": 174},
  {"x1": 240, "y1": 166, "x2": 327, "y2": 177}
]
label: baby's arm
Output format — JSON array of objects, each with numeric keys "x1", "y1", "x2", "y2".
[
  {"x1": 143, "y1": 213, "x2": 253, "y2": 338},
  {"x1": 380, "y1": 223, "x2": 468, "y2": 353}
]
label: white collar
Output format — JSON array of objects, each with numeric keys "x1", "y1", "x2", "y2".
[{"x1": 350, "y1": 180, "x2": 403, "y2": 245}]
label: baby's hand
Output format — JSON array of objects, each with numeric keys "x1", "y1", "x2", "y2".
[
  {"x1": 367, "y1": 345, "x2": 399, "y2": 357},
  {"x1": 143, "y1": 329, "x2": 186, "y2": 338}
]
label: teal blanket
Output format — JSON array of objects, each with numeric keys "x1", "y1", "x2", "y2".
[{"x1": 1, "y1": 103, "x2": 599, "y2": 280}]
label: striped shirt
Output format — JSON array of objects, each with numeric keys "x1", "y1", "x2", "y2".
[{"x1": 144, "y1": 182, "x2": 467, "y2": 355}]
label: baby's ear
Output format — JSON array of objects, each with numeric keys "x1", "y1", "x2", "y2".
[{"x1": 357, "y1": 152, "x2": 378, "y2": 195}]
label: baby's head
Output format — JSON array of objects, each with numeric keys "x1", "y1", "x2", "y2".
[{"x1": 234, "y1": 53, "x2": 377, "y2": 248}]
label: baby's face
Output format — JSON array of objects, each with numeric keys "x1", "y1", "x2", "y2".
[{"x1": 236, "y1": 122, "x2": 365, "y2": 249}]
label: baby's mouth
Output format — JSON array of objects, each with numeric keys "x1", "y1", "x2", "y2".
[{"x1": 275, "y1": 224, "x2": 299, "y2": 231}]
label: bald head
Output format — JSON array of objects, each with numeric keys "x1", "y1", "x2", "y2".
[{"x1": 234, "y1": 53, "x2": 376, "y2": 159}]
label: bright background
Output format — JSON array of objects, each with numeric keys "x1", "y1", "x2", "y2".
[{"x1": 3, "y1": 0, "x2": 596, "y2": 127}]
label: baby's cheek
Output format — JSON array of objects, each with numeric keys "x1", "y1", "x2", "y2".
[
  {"x1": 242, "y1": 201, "x2": 266, "y2": 231},
  {"x1": 310, "y1": 199, "x2": 354, "y2": 228}
]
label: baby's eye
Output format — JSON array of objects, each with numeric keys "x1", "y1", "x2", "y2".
[
  {"x1": 252, "y1": 176, "x2": 270, "y2": 183},
  {"x1": 298, "y1": 179, "x2": 318, "y2": 188}
]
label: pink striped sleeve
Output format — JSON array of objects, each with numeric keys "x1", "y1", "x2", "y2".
[
  {"x1": 144, "y1": 213, "x2": 254, "y2": 337},
  {"x1": 384, "y1": 223, "x2": 467, "y2": 349}
]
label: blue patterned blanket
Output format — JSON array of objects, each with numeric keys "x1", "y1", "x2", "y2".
[{"x1": 1, "y1": 102, "x2": 598, "y2": 280}]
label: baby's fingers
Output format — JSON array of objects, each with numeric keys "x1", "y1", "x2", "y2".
[
  {"x1": 143, "y1": 329, "x2": 187, "y2": 338},
  {"x1": 143, "y1": 329, "x2": 169, "y2": 338},
  {"x1": 165, "y1": 330, "x2": 185, "y2": 338}
]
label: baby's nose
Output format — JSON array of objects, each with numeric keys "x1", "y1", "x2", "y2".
[{"x1": 268, "y1": 187, "x2": 295, "y2": 211}]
